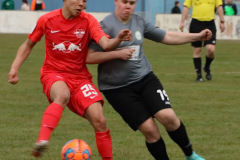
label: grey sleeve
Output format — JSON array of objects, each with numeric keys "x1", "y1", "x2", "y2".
[
  {"x1": 144, "y1": 19, "x2": 166, "y2": 42},
  {"x1": 88, "y1": 40, "x2": 103, "y2": 51}
]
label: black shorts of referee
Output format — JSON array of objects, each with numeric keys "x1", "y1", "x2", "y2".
[{"x1": 189, "y1": 18, "x2": 217, "y2": 47}]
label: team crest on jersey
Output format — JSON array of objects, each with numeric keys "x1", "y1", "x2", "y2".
[
  {"x1": 74, "y1": 29, "x2": 85, "y2": 38},
  {"x1": 135, "y1": 31, "x2": 142, "y2": 40}
]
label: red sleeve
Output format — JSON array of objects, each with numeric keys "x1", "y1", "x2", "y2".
[
  {"x1": 88, "y1": 14, "x2": 109, "y2": 44},
  {"x1": 28, "y1": 16, "x2": 45, "y2": 42}
]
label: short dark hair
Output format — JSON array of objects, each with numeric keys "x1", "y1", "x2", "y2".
[
  {"x1": 22, "y1": 0, "x2": 28, "y2": 3},
  {"x1": 175, "y1": 1, "x2": 180, "y2": 5}
]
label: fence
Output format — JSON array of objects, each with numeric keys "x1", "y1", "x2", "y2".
[{"x1": 0, "y1": 11, "x2": 240, "y2": 40}]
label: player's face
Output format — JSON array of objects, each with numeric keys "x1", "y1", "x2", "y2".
[
  {"x1": 63, "y1": 0, "x2": 87, "y2": 19},
  {"x1": 114, "y1": 0, "x2": 137, "y2": 22}
]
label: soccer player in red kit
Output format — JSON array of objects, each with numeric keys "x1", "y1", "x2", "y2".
[{"x1": 8, "y1": 0, "x2": 132, "y2": 159}]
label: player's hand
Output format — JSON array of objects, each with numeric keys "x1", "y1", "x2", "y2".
[
  {"x1": 219, "y1": 22, "x2": 225, "y2": 33},
  {"x1": 199, "y1": 29, "x2": 212, "y2": 41},
  {"x1": 179, "y1": 22, "x2": 184, "y2": 32},
  {"x1": 8, "y1": 69, "x2": 19, "y2": 85},
  {"x1": 116, "y1": 48, "x2": 133, "y2": 60},
  {"x1": 117, "y1": 29, "x2": 132, "y2": 41}
]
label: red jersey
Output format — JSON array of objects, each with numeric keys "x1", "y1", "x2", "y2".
[{"x1": 28, "y1": 9, "x2": 107, "y2": 79}]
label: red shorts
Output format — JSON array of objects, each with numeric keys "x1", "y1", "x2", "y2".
[{"x1": 40, "y1": 73, "x2": 104, "y2": 116}]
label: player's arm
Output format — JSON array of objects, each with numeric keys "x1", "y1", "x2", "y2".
[
  {"x1": 216, "y1": 5, "x2": 225, "y2": 32},
  {"x1": 86, "y1": 48, "x2": 133, "y2": 64},
  {"x1": 179, "y1": 6, "x2": 190, "y2": 31},
  {"x1": 233, "y1": 4, "x2": 237, "y2": 15},
  {"x1": 161, "y1": 29, "x2": 212, "y2": 45},
  {"x1": 98, "y1": 29, "x2": 132, "y2": 51},
  {"x1": 8, "y1": 38, "x2": 37, "y2": 84}
]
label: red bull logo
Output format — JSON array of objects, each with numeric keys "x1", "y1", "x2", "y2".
[{"x1": 52, "y1": 41, "x2": 82, "y2": 53}]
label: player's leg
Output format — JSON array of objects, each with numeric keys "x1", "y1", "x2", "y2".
[
  {"x1": 204, "y1": 44, "x2": 215, "y2": 80},
  {"x1": 190, "y1": 19, "x2": 204, "y2": 82},
  {"x1": 141, "y1": 73, "x2": 203, "y2": 159},
  {"x1": 203, "y1": 20, "x2": 216, "y2": 80},
  {"x1": 103, "y1": 73, "x2": 170, "y2": 160},
  {"x1": 38, "y1": 81, "x2": 69, "y2": 141},
  {"x1": 32, "y1": 80, "x2": 70, "y2": 157},
  {"x1": 146, "y1": 76, "x2": 205, "y2": 160},
  {"x1": 154, "y1": 104, "x2": 205, "y2": 160},
  {"x1": 205, "y1": 44, "x2": 215, "y2": 59},
  {"x1": 138, "y1": 118, "x2": 169, "y2": 160},
  {"x1": 193, "y1": 47, "x2": 203, "y2": 82},
  {"x1": 154, "y1": 109, "x2": 193, "y2": 155},
  {"x1": 84, "y1": 102, "x2": 113, "y2": 160},
  {"x1": 71, "y1": 80, "x2": 112, "y2": 160}
]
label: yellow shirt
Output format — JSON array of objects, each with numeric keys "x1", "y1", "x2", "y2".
[{"x1": 184, "y1": 0, "x2": 222, "y2": 21}]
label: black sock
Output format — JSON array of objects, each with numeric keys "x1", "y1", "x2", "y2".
[
  {"x1": 193, "y1": 58, "x2": 202, "y2": 76},
  {"x1": 204, "y1": 56, "x2": 214, "y2": 71},
  {"x1": 146, "y1": 138, "x2": 169, "y2": 160},
  {"x1": 167, "y1": 122, "x2": 193, "y2": 156}
]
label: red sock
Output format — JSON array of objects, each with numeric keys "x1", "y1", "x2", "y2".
[
  {"x1": 95, "y1": 129, "x2": 113, "y2": 160},
  {"x1": 37, "y1": 103, "x2": 64, "y2": 142}
]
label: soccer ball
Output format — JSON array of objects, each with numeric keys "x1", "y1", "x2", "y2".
[{"x1": 61, "y1": 139, "x2": 92, "y2": 160}]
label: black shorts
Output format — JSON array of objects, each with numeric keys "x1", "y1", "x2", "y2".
[
  {"x1": 189, "y1": 18, "x2": 216, "y2": 47},
  {"x1": 102, "y1": 72, "x2": 171, "y2": 131}
]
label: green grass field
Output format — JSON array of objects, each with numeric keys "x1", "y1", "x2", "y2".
[{"x1": 0, "y1": 34, "x2": 239, "y2": 160}]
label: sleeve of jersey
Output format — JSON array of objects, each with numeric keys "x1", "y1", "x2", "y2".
[
  {"x1": 143, "y1": 17, "x2": 166, "y2": 42},
  {"x1": 233, "y1": 4, "x2": 238, "y2": 15},
  {"x1": 215, "y1": 0, "x2": 223, "y2": 8},
  {"x1": 88, "y1": 15, "x2": 109, "y2": 44},
  {"x1": 183, "y1": 0, "x2": 191, "y2": 8},
  {"x1": 28, "y1": 16, "x2": 45, "y2": 42}
]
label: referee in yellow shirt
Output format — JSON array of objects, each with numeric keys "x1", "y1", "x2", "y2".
[{"x1": 180, "y1": 0, "x2": 225, "y2": 82}]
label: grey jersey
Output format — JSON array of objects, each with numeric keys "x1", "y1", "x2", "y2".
[{"x1": 89, "y1": 13, "x2": 166, "y2": 91}]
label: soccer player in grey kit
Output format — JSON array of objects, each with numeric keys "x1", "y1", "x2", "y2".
[{"x1": 87, "y1": 0, "x2": 211, "y2": 159}]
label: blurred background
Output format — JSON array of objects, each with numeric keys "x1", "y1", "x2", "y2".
[{"x1": 1, "y1": 0, "x2": 240, "y2": 24}]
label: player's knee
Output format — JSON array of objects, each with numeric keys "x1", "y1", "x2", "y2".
[
  {"x1": 159, "y1": 111, "x2": 179, "y2": 130},
  {"x1": 206, "y1": 45, "x2": 215, "y2": 57},
  {"x1": 164, "y1": 114, "x2": 178, "y2": 125},
  {"x1": 141, "y1": 127, "x2": 161, "y2": 142},
  {"x1": 139, "y1": 120, "x2": 161, "y2": 142},
  {"x1": 194, "y1": 48, "x2": 202, "y2": 57},
  {"x1": 54, "y1": 91, "x2": 70, "y2": 106},
  {"x1": 207, "y1": 48, "x2": 215, "y2": 57},
  {"x1": 91, "y1": 116, "x2": 107, "y2": 131}
]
